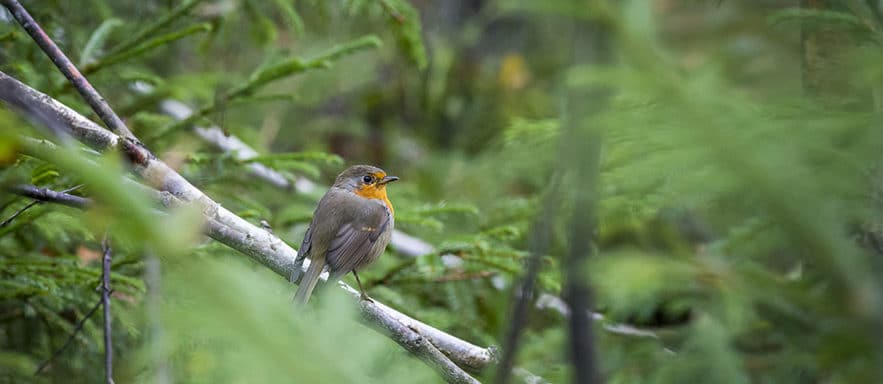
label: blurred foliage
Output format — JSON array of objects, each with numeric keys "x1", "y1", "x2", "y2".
[{"x1": 2, "y1": 0, "x2": 883, "y2": 383}]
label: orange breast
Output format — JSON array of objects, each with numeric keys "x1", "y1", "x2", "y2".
[{"x1": 354, "y1": 184, "x2": 394, "y2": 216}]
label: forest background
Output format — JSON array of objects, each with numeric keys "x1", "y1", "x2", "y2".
[{"x1": 1, "y1": 0, "x2": 883, "y2": 383}]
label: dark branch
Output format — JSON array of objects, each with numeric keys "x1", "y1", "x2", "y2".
[
  {"x1": 0, "y1": 200, "x2": 40, "y2": 228},
  {"x1": 5, "y1": 178, "x2": 489, "y2": 383},
  {"x1": 101, "y1": 235, "x2": 115, "y2": 384},
  {"x1": 0, "y1": 4, "x2": 501, "y2": 376},
  {"x1": 1, "y1": 184, "x2": 85, "y2": 227},
  {"x1": 0, "y1": 0, "x2": 137, "y2": 141},
  {"x1": 8, "y1": 184, "x2": 91, "y2": 209}
]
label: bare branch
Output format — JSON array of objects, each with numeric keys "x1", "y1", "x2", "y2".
[
  {"x1": 0, "y1": 71, "x2": 495, "y2": 380},
  {"x1": 358, "y1": 297, "x2": 481, "y2": 384},
  {"x1": 0, "y1": 5, "x2": 492, "y2": 377},
  {"x1": 154, "y1": 97, "x2": 296, "y2": 191},
  {"x1": 0, "y1": 200, "x2": 40, "y2": 228},
  {"x1": 8, "y1": 184, "x2": 91, "y2": 209},
  {"x1": 1, "y1": 184, "x2": 85, "y2": 227},
  {"x1": 100, "y1": 235, "x2": 115, "y2": 384},
  {"x1": 134, "y1": 83, "x2": 438, "y2": 256},
  {"x1": 0, "y1": 0, "x2": 136, "y2": 141},
  {"x1": 152, "y1": 92, "x2": 441, "y2": 258}
]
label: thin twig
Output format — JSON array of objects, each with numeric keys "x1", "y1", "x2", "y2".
[
  {"x1": 8, "y1": 184, "x2": 91, "y2": 209},
  {"x1": 0, "y1": 7, "x2": 514, "y2": 377},
  {"x1": 0, "y1": 0, "x2": 137, "y2": 141},
  {"x1": 12, "y1": 173, "x2": 486, "y2": 383},
  {"x1": 1, "y1": 184, "x2": 84, "y2": 227},
  {"x1": 101, "y1": 234, "x2": 115, "y2": 384},
  {"x1": 34, "y1": 299, "x2": 103, "y2": 375},
  {"x1": 366, "y1": 257, "x2": 417, "y2": 288},
  {"x1": 0, "y1": 200, "x2": 39, "y2": 228},
  {"x1": 0, "y1": 72, "x2": 498, "y2": 380}
]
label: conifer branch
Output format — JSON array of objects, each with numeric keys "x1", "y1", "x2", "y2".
[
  {"x1": 33, "y1": 299, "x2": 103, "y2": 375},
  {"x1": 0, "y1": 0, "x2": 137, "y2": 142},
  {"x1": 0, "y1": 5, "x2": 498, "y2": 379},
  {"x1": 83, "y1": 23, "x2": 212, "y2": 75},
  {"x1": 105, "y1": 0, "x2": 204, "y2": 57},
  {"x1": 0, "y1": 70, "x2": 493, "y2": 382},
  {"x1": 156, "y1": 35, "x2": 382, "y2": 139},
  {"x1": 151, "y1": 92, "x2": 440, "y2": 257}
]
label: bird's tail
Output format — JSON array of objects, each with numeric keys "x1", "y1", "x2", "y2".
[
  {"x1": 290, "y1": 250, "x2": 307, "y2": 283},
  {"x1": 293, "y1": 257, "x2": 324, "y2": 306}
]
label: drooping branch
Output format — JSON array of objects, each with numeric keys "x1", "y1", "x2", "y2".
[{"x1": 0, "y1": 70, "x2": 492, "y2": 381}]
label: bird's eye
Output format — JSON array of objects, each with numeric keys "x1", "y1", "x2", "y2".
[{"x1": 362, "y1": 175, "x2": 374, "y2": 184}]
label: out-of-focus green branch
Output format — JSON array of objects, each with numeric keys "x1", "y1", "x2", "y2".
[
  {"x1": 156, "y1": 35, "x2": 382, "y2": 139},
  {"x1": 83, "y1": 23, "x2": 213, "y2": 75},
  {"x1": 105, "y1": 0, "x2": 205, "y2": 57}
]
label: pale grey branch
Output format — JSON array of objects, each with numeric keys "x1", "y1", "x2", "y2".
[
  {"x1": 0, "y1": 70, "x2": 494, "y2": 380},
  {"x1": 139, "y1": 86, "x2": 437, "y2": 258}
]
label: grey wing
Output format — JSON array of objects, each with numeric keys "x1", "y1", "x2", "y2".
[{"x1": 325, "y1": 212, "x2": 390, "y2": 281}]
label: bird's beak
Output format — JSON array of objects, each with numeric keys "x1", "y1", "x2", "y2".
[{"x1": 378, "y1": 175, "x2": 399, "y2": 185}]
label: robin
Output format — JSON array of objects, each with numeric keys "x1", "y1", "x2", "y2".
[{"x1": 291, "y1": 165, "x2": 398, "y2": 305}]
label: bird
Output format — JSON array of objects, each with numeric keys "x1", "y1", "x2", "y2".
[{"x1": 291, "y1": 164, "x2": 398, "y2": 305}]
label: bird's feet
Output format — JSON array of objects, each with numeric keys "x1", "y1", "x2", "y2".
[{"x1": 359, "y1": 292, "x2": 375, "y2": 303}]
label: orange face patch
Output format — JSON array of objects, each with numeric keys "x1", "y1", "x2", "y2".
[{"x1": 354, "y1": 172, "x2": 395, "y2": 215}]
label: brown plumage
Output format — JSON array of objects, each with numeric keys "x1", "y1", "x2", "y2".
[{"x1": 292, "y1": 165, "x2": 398, "y2": 305}]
